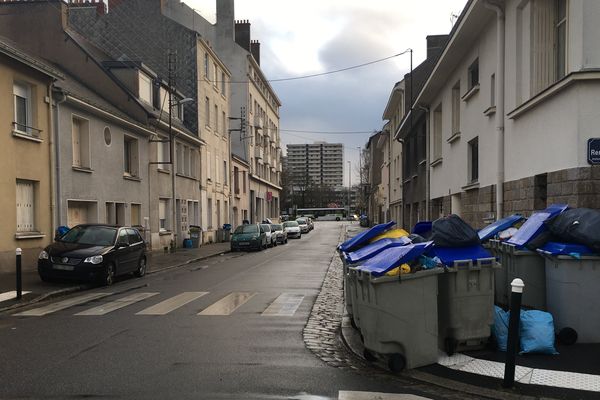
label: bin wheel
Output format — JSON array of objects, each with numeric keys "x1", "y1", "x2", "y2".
[
  {"x1": 444, "y1": 337, "x2": 458, "y2": 356},
  {"x1": 363, "y1": 349, "x2": 377, "y2": 362},
  {"x1": 388, "y1": 353, "x2": 406, "y2": 373}
]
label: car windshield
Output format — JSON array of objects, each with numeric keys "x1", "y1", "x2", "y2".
[
  {"x1": 296, "y1": 219, "x2": 307, "y2": 224},
  {"x1": 283, "y1": 221, "x2": 299, "y2": 227},
  {"x1": 59, "y1": 225, "x2": 117, "y2": 246},
  {"x1": 260, "y1": 224, "x2": 271, "y2": 232},
  {"x1": 234, "y1": 225, "x2": 258, "y2": 234},
  {"x1": 271, "y1": 224, "x2": 282, "y2": 231}
]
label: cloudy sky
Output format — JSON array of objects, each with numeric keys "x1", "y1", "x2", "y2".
[{"x1": 183, "y1": 0, "x2": 468, "y2": 185}]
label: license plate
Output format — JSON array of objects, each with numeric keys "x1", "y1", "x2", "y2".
[
  {"x1": 239, "y1": 242, "x2": 249, "y2": 245},
  {"x1": 53, "y1": 264, "x2": 74, "y2": 271}
]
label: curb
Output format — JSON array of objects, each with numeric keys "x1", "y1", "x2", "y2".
[{"x1": 0, "y1": 249, "x2": 231, "y2": 314}]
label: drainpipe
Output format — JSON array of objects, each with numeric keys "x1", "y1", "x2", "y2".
[
  {"x1": 418, "y1": 105, "x2": 431, "y2": 220},
  {"x1": 485, "y1": 0, "x2": 505, "y2": 220},
  {"x1": 51, "y1": 88, "x2": 67, "y2": 231}
]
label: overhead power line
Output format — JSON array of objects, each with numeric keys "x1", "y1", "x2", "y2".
[{"x1": 280, "y1": 129, "x2": 375, "y2": 135}]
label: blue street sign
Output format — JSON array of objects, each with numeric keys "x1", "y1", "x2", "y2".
[{"x1": 588, "y1": 138, "x2": 600, "y2": 165}]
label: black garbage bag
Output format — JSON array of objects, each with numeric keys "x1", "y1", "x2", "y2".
[
  {"x1": 431, "y1": 214, "x2": 480, "y2": 248},
  {"x1": 546, "y1": 208, "x2": 600, "y2": 253}
]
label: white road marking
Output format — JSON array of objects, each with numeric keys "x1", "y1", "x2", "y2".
[
  {"x1": 75, "y1": 292, "x2": 159, "y2": 316},
  {"x1": 0, "y1": 291, "x2": 31, "y2": 302},
  {"x1": 262, "y1": 293, "x2": 304, "y2": 316},
  {"x1": 14, "y1": 292, "x2": 113, "y2": 316},
  {"x1": 198, "y1": 292, "x2": 256, "y2": 315},
  {"x1": 136, "y1": 292, "x2": 208, "y2": 315},
  {"x1": 338, "y1": 391, "x2": 432, "y2": 400}
]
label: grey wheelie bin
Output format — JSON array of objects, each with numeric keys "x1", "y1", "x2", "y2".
[
  {"x1": 351, "y1": 267, "x2": 443, "y2": 371},
  {"x1": 542, "y1": 252, "x2": 600, "y2": 343},
  {"x1": 499, "y1": 242, "x2": 546, "y2": 310},
  {"x1": 434, "y1": 247, "x2": 498, "y2": 355},
  {"x1": 488, "y1": 239, "x2": 508, "y2": 307}
]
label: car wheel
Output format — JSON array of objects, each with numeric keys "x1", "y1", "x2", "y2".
[
  {"x1": 273, "y1": 240, "x2": 277, "y2": 247},
  {"x1": 285, "y1": 238, "x2": 288, "y2": 244},
  {"x1": 134, "y1": 256, "x2": 146, "y2": 278},
  {"x1": 103, "y1": 263, "x2": 115, "y2": 286}
]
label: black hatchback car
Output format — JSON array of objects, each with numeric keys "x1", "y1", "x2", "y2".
[{"x1": 38, "y1": 224, "x2": 147, "y2": 286}]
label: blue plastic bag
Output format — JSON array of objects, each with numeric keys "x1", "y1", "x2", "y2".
[
  {"x1": 492, "y1": 306, "x2": 509, "y2": 352},
  {"x1": 520, "y1": 310, "x2": 559, "y2": 355}
]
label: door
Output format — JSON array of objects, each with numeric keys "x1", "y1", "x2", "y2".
[{"x1": 127, "y1": 228, "x2": 144, "y2": 267}]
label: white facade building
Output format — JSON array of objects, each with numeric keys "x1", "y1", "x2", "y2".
[{"x1": 286, "y1": 142, "x2": 344, "y2": 188}]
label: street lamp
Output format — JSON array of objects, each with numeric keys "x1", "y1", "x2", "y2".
[{"x1": 357, "y1": 146, "x2": 362, "y2": 214}]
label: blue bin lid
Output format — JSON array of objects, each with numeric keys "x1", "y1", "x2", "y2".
[
  {"x1": 412, "y1": 221, "x2": 432, "y2": 236},
  {"x1": 345, "y1": 237, "x2": 412, "y2": 264},
  {"x1": 338, "y1": 221, "x2": 396, "y2": 252},
  {"x1": 355, "y1": 241, "x2": 433, "y2": 277},
  {"x1": 430, "y1": 245, "x2": 493, "y2": 266},
  {"x1": 478, "y1": 214, "x2": 524, "y2": 241},
  {"x1": 506, "y1": 204, "x2": 568, "y2": 248},
  {"x1": 537, "y1": 241, "x2": 596, "y2": 256}
]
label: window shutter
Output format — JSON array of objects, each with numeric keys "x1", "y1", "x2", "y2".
[
  {"x1": 72, "y1": 118, "x2": 81, "y2": 167},
  {"x1": 16, "y1": 181, "x2": 34, "y2": 232}
]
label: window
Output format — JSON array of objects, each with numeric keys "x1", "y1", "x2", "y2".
[
  {"x1": 221, "y1": 72, "x2": 226, "y2": 94},
  {"x1": 205, "y1": 97, "x2": 210, "y2": 128},
  {"x1": 468, "y1": 59, "x2": 479, "y2": 90},
  {"x1": 214, "y1": 105, "x2": 219, "y2": 132},
  {"x1": 468, "y1": 137, "x2": 479, "y2": 183},
  {"x1": 207, "y1": 150, "x2": 212, "y2": 181},
  {"x1": 176, "y1": 142, "x2": 183, "y2": 174},
  {"x1": 159, "y1": 199, "x2": 168, "y2": 231},
  {"x1": 433, "y1": 105, "x2": 442, "y2": 160},
  {"x1": 223, "y1": 160, "x2": 228, "y2": 185},
  {"x1": 216, "y1": 155, "x2": 220, "y2": 183},
  {"x1": 13, "y1": 82, "x2": 34, "y2": 135},
  {"x1": 139, "y1": 72, "x2": 153, "y2": 104},
  {"x1": 124, "y1": 136, "x2": 139, "y2": 177},
  {"x1": 157, "y1": 139, "x2": 170, "y2": 171},
  {"x1": 16, "y1": 180, "x2": 35, "y2": 232},
  {"x1": 234, "y1": 166, "x2": 240, "y2": 194},
  {"x1": 213, "y1": 63, "x2": 218, "y2": 85},
  {"x1": 222, "y1": 111, "x2": 226, "y2": 136},
  {"x1": 184, "y1": 146, "x2": 190, "y2": 176},
  {"x1": 204, "y1": 52, "x2": 209, "y2": 77},
  {"x1": 131, "y1": 203, "x2": 141, "y2": 226},
  {"x1": 531, "y1": 0, "x2": 567, "y2": 95},
  {"x1": 190, "y1": 150, "x2": 197, "y2": 178},
  {"x1": 72, "y1": 116, "x2": 90, "y2": 169},
  {"x1": 451, "y1": 81, "x2": 460, "y2": 135},
  {"x1": 243, "y1": 171, "x2": 247, "y2": 193},
  {"x1": 158, "y1": 87, "x2": 169, "y2": 114},
  {"x1": 207, "y1": 198, "x2": 213, "y2": 228},
  {"x1": 104, "y1": 127, "x2": 112, "y2": 146}
]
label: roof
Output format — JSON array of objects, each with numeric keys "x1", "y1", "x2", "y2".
[{"x1": 0, "y1": 34, "x2": 64, "y2": 79}]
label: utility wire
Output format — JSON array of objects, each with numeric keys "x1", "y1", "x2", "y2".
[{"x1": 280, "y1": 129, "x2": 375, "y2": 135}]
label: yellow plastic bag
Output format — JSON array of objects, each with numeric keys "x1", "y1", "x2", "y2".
[
  {"x1": 385, "y1": 264, "x2": 411, "y2": 276},
  {"x1": 369, "y1": 228, "x2": 410, "y2": 243}
]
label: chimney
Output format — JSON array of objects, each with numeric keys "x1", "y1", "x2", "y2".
[
  {"x1": 250, "y1": 40, "x2": 260, "y2": 65},
  {"x1": 426, "y1": 34, "x2": 448, "y2": 60},
  {"x1": 216, "y1": 0, "x2": 235, "y2": 41},
  {"x1": 235, "y1": 19, "x2": 251, "y2": 51}
]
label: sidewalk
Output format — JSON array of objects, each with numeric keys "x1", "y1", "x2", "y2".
[
  {"x1": 339, "y1": 224, "x2": 600, "y2": 399},
  {"x1": 0, "y1": 241, "x2": 231, "y2": 312}
]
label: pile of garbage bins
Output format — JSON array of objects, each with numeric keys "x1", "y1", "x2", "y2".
[{"x1": 337, "y1": 205, "x2": 600, "y2": 372}]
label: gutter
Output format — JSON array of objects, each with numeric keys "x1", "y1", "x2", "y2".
[{"x1": 52, "y1": 89, "x2": 68, "y2": 229}]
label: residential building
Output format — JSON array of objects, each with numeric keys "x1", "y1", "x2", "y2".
[
  {"x1": 0, "y1": 0, "x2": 202, "y2": 252},
  {"x1": 0, "y1": 37, "x2": 61, "y2": 273},
  {"x1": 382, "y1": 81, "x2": 405, "y2": 224},
  {"x1": 365, "y1": 131, "x2": 386, "y2": 224},
  {"x1": 286, "y1": 142, "x2": 345, "y2": 189},
  {"x1": 162, "y1": 0, "x2": 283, "y2": 223},
  {"x1": 414, "y1": 0, "x2": 600, "y2": 228},
  {"x1": 389, "y1": 35, "x2": 448, "y2": 228},
  {"x1": 67, "y1": 0, "x2": 232, "y2": 243},
  {"x1": 231, "y1": 154, "x2": 250, "y2": 228}
]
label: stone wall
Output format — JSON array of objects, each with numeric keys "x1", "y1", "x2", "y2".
[
  {"x1": 461, "y1": 184, "x2": 496, "y2": 229},
  {"x1": 547, "y1": 166, "x2": 600, "y2": 208},
  {"x1": 503, "y1": 177, "x2": 536, "y2": 217}
]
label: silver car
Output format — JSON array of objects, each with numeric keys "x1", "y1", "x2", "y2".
[
  {"x1": 270, "y1": 224, "x2": 288, "y2": 244},
  {"x1": 260, "y1": 224, "x2": 276, "y2": 247},
  {"x1": 283, "y1": 221, "x2": 301, "y2": 239},
  {"x1": 296, "y1": 218, "x2": 309, "y2": 234}
]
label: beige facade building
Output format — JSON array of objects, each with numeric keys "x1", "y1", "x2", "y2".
[
  {"x1": 231, "y1": 154, "x2": 250, "y2": 228},
  {"x1": 0, "y1": 38, "x2": 61, "y2": 272},
  {"x1": 382, "y1": 81, "x2": 405, "y2": 224}
]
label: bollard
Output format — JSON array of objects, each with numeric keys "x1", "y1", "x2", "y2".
[
  {"x1": 503, "y1": 278, "x2": 524, "y2": 388},
  {"x1": 16, "y1": 248, "x2": 22, "y2": 300}
]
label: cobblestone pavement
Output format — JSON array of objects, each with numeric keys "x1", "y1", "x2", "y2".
[{"x1": 301, "y1": 225, "x2": 527, "y2": 400}]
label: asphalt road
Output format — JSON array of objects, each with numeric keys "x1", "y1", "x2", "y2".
[{"x1": 0, "y1": 222, "x2": 470, "y2": 400}]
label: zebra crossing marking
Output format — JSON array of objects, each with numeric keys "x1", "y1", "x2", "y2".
[
  {"x1": 262, "y1": 293, "x2": 305, "y2": 316},
  {"x1": 0, "y1": 291, "x2": 31, "y2": 303},
  {"x1": 136, "y1": 292, "x2": 209, "y2": 315},
  {"x1": 75, "y1": 292, "x2": 159, "y2": 316},
  {"x1": 14, "y1": 292, "x2": 113, "y2": 316},
  {"x1": 198, "y1": 292, "x2": 256, "y2": 315}
]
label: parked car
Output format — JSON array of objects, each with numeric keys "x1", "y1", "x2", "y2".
[
  {"x1": 38, "y1": 224, "x2": 146, "y2": 286},
  {"x1": 270, "y1": 224, "x2": 288, "y2": 244},
  {"x1": 283, "y1": 221, "x2": 301, "y2": 239},
  {"x1": 346, "y1": 214, "x2": 359, "y2": 221},
  {"x1": 296, "y1": 218, "x2": 310, "y2": 234},
  {"x1": 307, "y1": 217, "x2": 314, "y2": 231},
  {"x1": 231, "y1": 223, "x2": 267, "y2": 251},
  {"x1": 260, "y1": 223, "x2": 276, "y2": 247}
]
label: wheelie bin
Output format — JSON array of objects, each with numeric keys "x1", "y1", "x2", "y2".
[{"x1": 499, "y1": 241, "x2": 546, "y2": 310}]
